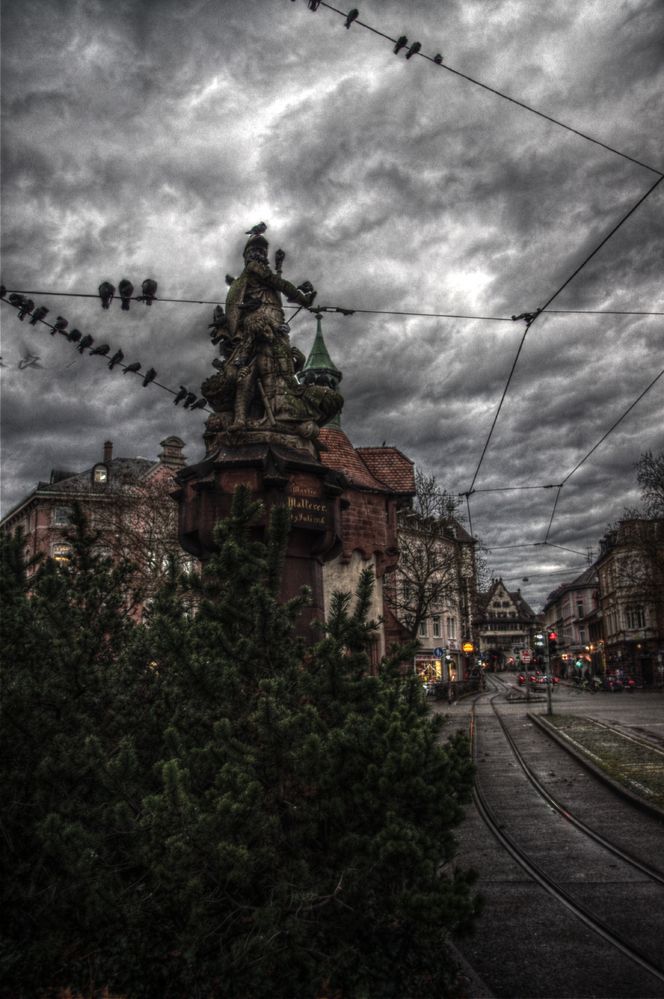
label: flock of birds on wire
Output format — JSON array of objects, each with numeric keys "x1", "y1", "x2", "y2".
[
  {"x1": 296, "y1": 3, "x2": 440, "y2": 62},
  {"x1": 0, "y1": 280, "x2": 210, "y2": 412}
]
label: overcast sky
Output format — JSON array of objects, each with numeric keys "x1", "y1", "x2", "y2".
[{"x1": 1, "y1": 0, "x2": 662, "y2": 610}]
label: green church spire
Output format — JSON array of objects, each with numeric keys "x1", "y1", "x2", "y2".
[{"x1": 299, "y1": 314, "x2": 343, "y2": 428}]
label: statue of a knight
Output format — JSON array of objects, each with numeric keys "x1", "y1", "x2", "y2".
[{"x1": 200, "y1": 227, "x2": 343, "y2": 448}]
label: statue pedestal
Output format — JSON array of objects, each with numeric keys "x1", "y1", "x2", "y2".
[{"x1": 173, "y1": 442, "x2": 344, "y2": 638}]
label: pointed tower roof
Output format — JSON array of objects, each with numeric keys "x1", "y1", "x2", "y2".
[{"x1": 300, "y1": 313, "x2": 343, "y2": 427}]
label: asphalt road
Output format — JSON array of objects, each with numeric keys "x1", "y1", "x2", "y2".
[{"x1": 437, "y1": 674, "x2": 664, "y2": 999}]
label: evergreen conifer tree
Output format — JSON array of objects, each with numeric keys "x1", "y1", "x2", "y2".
[{"x1": 1, "y1": 488, "x2": 479, "y2": 999}]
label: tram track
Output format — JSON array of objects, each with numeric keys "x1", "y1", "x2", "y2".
[{"x1": 469, "y1": 684, "x2": 664, "y2": 987}]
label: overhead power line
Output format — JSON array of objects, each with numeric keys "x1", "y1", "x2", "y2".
[
  {"x1": 4, "y1": 288, "x2": 662, "y2": 322},
  {"x1": 541, "y1": 364, "x2": 664, "y2": 541},
  {"x1": 0, "y1": 294, "x2": 212, "y2": 414},
  {"x1": 311, "y1": 1, "x2": 663, "y2": 176},
  {"x1": 466, "y1": 172, "x2": 664, "y2": 497},
  {"x1": 484, "y1": 541, "x2": 588, "y2": 558}
]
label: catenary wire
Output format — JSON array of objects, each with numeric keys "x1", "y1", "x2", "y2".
[
  {"x1": 314, "y1": 2, "x2": 663, "y2": 176},
  {"x1": 466, "y1": 172, "x2": 664, "y2": 497},
  {"x1": 4, "y1": 288, "x2": 663, "y2": 321},
  {"x1": 0, "y1": 297, "x2": 213, "y2": 414}
]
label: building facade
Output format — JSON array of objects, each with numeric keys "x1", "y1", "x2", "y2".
[
  {"x1": 477, "y1": 577, "x2": 538, "y2": 668},
  {"x1": 541, "y1": 566, "x2": 599, "y2": 677},
  {"x1": 594, "y1": 520, "x2": 664, "y2": 686},
  {"x1": 0, "y1": 436, "x2": 195, "y2": 615}
]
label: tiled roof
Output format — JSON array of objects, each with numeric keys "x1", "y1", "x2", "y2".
[
  {"x1": 318, "y1": 427, "x2": 391, "y2": 491},
  {"x1": 37, "y1": 458, "x2": 154, "y2": 495},
  {"x1": 355, "y1": 446, "x2": 416, "y2": 495}
]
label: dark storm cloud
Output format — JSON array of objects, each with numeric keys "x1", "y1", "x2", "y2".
[{"x1": 2, "y1": 0, "x2": 663, "y2": 609}]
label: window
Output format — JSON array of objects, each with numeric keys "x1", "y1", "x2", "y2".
[
  {"x1": 93, "y1": 464, "x2": 108, "y2": 483},
  {"x1": 576, "y1": 601, "x2": 584, "y2": 619},
  {"x1": 432, "y1": 615, "x2": 441, "y2": 638},
  {"x1": 419, "y1": 620, "x2": 428, "y2": 637},
  {"x1": 447, "y1": 617, "x2": 456, "y2": 639},
  {"x1": 52, "y1": 543, "x2": 72, "y2": 563},
  {"x1": 52, "y1": 506, "x2": 73, "y2": 526},
  {"x1": 626, "y1": 607, "x2": 645, "y2": 629}
]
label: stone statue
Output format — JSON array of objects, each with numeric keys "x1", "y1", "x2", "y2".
[{"x1": 201, "y1": 229, "x2": 343, "y2": 453}]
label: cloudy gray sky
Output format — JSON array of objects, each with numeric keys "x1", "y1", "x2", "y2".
[{"x1": 1, "y1": 0, "x2": 663, "y2": 609}]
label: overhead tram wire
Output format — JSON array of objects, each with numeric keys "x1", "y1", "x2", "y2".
[
  {"x1": 5, "y1": 288, "x2": 662, "y2": 322},
  {"x1": 542, "y1": 364, "x2": 664, "y2": 541},
  {"x1": 465, "y1": 171, "x2": 664, "y2": 500},
  {"x1": 314, "y1": 2, "x2": 663, "y2": 177},
  {"x1": 0, "y1": 296, "x2": 212, "y2": 415}
]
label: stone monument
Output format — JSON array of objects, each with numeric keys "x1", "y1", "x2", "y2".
[{"x1": 174, "y1": 225, "x2": 347, "y2": 633}]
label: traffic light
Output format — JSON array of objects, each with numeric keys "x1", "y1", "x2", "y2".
[{"x1": 548, "y1": 630, "x2": 558, "y2": 655}]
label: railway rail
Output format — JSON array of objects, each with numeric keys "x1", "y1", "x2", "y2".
[{"x1": 470, "y1": 681, "x2": 664, "y2": 987}]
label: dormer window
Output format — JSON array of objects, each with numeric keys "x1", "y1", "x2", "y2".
[{"x1": 93, "y1": 464, "x2": 108, "y2": 484}]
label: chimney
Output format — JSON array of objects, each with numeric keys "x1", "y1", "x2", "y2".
[
  {"x1": 158, "y1": 436, "x2": 186, "y2": 468},
  {"x1": 103, "y1": 440, "x2": 113, "y2": 464}
]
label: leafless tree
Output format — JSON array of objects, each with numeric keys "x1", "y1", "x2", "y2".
[
  {"x1": 617, "y1": 451, "x2": 664, "y2": 619},
  {"x1": 92, "y1": 471, "x2": 196, "y2": 600},
  {"x1": 386, "y1": 470, "x2": 477, "y2": 641}
]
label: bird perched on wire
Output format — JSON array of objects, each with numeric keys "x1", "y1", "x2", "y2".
[
  {"x1": 118, "y1": 279, "x2": 134, "y2": 311},
  {"x1": 123, "y1": 361, "x2": 141, "y2": 374},
  {"x1": 344, "y1": 8, "x2": 359, "y2": 28},
  {"x1": 191, "y1": 397, "x2": 207, "y2": 410},
  {"x1": 183, "y1": 392, "x2": 197, "y2": 409},
  {"x1": 433, "y1": 53, "x2": 443, "y2": 64},
  {"x1": 67, "y1": 329, "x2": 82, "y2": 343},
  {"x1": 393, "y1": 35, "x2": 408, "y2": 54},
  {"x1": 52, "y1": 317, "x2": 69, "y2": 336},
  {"x1": 98, "y1": 282, "x2": 115, "y2": 309},
  {"x1": 173, "y1": 386, "x2": 188, "y2": 406},
  {"x1": 108, "y1": 350, "x2": 124, "y2": 369},
  {"x1": 139, "y1": 278, "x2": 158, "y2": 305},
  {"x1": 89, "y1": 343, "x2": 111, "y2": 357},
  {"x1": 406, "y1": 41, "x2": 421, "y2": 59},
  {"x1": 142, "y1": 367, "x2": 157, "y2": 387},
  {"x1": 77, "y1": 334, "x2": 94, "y2": 353},
  {"x1": 8, "y1": 293, "x2": 26, "y2": 309},
  {"x1": 17, "y1": 299, "x2": 35, "y2": 320},
  {"x1": 29, "y1": 306, "x2": 49, "y2": 325},
  {"x1": 245, "y1": 221, "x2": 267, "y2": 236}
]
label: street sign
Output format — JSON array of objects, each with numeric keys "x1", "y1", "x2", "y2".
[{"x1": 433, "y1": 647, "x2": 445, "y2": 658}]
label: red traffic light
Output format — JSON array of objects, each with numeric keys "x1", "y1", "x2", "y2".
[{"x1": 548, "y1": 631, "x2": 557, "y2": 641}]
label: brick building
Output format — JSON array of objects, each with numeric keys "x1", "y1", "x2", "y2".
[{"x1": 0, "y1": 436, "x2": 195, "y2": 614}]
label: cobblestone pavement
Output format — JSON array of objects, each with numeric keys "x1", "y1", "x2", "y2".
[{"x1": 434, "y1": 675, "x2": 664, "y2": 999}]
